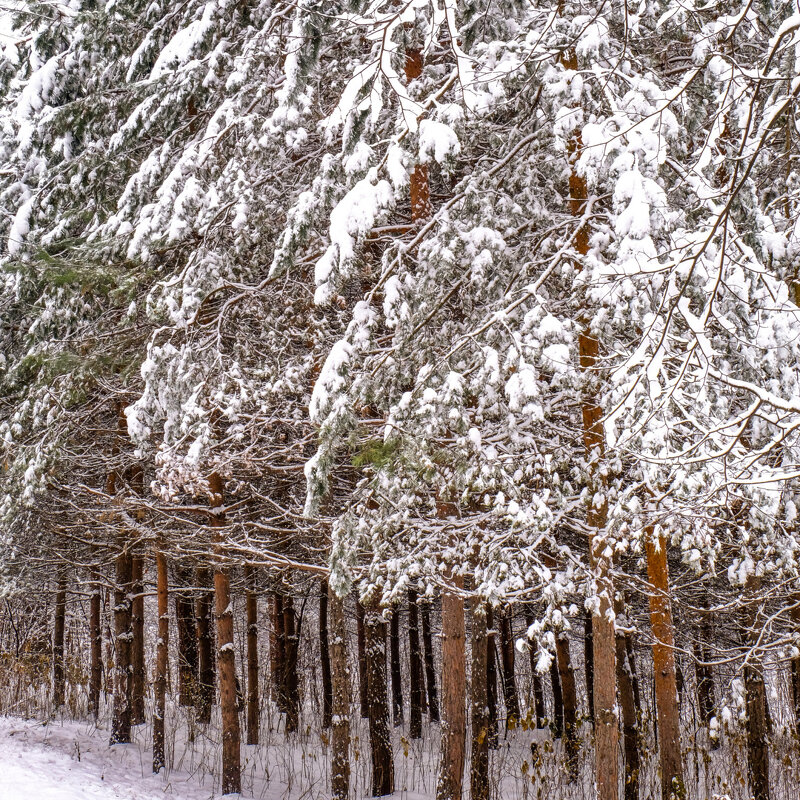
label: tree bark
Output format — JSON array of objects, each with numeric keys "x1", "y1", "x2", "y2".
[
  {"x1": 283, "y1": 593, "x2": 300, "y2": 733},
  {"x1": 245, "y1": 565, "x2": 259, "y2": 745},
  {"x1": 110, "y1": 548, "x2": 133, "y2": 744},
  {"x1": 555, "y1": 632, "x2": 579, "y2": 780},
  {"x1": 174, "y1": 567, "x2": 198, "y2": 707},
  {"x1": 329, "y1": 585, "x2": 351, "y2": 800},
  {"x1": 792, "y1": 603, "x2": 800, "y2": 735},
  {"x1": 645, "y1": 531, "x2": 684, "y2": 800},
  {"x1": 130, "y1": 555, "x2": 146, "y2": 725},
  {"x1": 615, "y1": 602, "x2": 640, "y2": 800},
  {"x1": 437, "y1": 581, "x2": 466, "y2": 800},
  {"x1": 365, "y1": 598, "x2": 394, "y2": 796},
  {"x1": 271, "y1": 591, "x2": 286, "y2": 711},
  {"x1": 153, "y1": 549, "x2": 169, "y2": 773},
  {"x1": 498, "y1": 606, "x2": 520, "y2": 725},
  {"x1": 421, "y1": 598, "x2": 440, "y2": 722},
  {"x1": 320, "y1": 579, "x2": 333, "y2": 729},
  {"x1": 196, "y1": 566, "x2": 216, "y2": 723},
  {"x1": 390, "y1": 605, "x2": 404, "y2": 726},
  {"x1": 745, "y1": 576, "x2": 770, "y2": 800},
  {"x1": 523, "y1": 607, "x2": 546, "y2": 728},
  {"x1": 356, "y1": 595, "x2": 369, "y2": 718},
  {"x1": 584, "y1": 613, "x2": 595, "y2": 727},
  {"x1": 408, "y1": 588, "x2": 425, "y2": 738},
  {"x1": 549, "y1": 651, "x2": 564, "y2": 737},
  {"x1": 470, "y1": 598, "x2": 489, "y2": 800},
  {"x1": 486, "y1": 606, "x2": 499, "y2": 748},
  {"x1": 53, "y1": 572, "x2": 67, "y2": 709},
  {"x1": 89, "y1": 581, "x2": 102, "y2": 717}
]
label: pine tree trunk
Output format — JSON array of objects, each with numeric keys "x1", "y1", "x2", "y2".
[
  {"x1": 89, "y1": 582, "x2": 102, "y2": 716},
  {"x1": 104, "y1": 587, "x2": 114, "y2": 698},
  {"x1": 615, "y1": 606, "x2": 640, "y2": 800},
  {"x1": 421, "y1": 598, "x2": 440, "y2": 722},
  {"x1": 53, "y1": 572, "x2": 67, "y2": 709},
  {"x1": 196, "y1": 566, "x2": 215, "y2": 724},
  {"x1": 498, "y1": 606, "x2": 520, "y2": 725},
  {"x1": 356, "y1": 595, "x2": 370, "y2": 718},
  {"x1": 390, "y1": 605, "x2": 404, "y2": 726},
  {"x1": 408, "y1": 588, "x2": 425, "y2": 738},
  {"x1": 174, "y1": 567, "x2": 198, "y2": 707},
  {"x1": 486, "y1": 606, "x2": 499, "y2": 748},
  {"x1": 365, "y1": 598, "x2": 394, "y2": 796},
  {"x1": 153, "y1": 549, "x2": 169, "y2": 773},
  {"x1": 245, "y1": 565, "x2": 259, "y2": 745},
  {"x1": 645, "y1": 531, "x2": 684, "y2": 800},
  {"x1": 271, "y1": 591, "x2": 286, "y2": 712},
  {"x1": 110, "y1": 548, "x2": 133, "y2": 744},
  {"x1": 524, "y1": 607, "x2": 546, "y2": 728},
  {"x1": 437, "y1": 581, "x2": 466, "y2": 800},
  {"x1": 470, "y1": 598, "x2": 489, "y2": 800},
  {"x1": 131, "y1": 555, "x2": 146, "y2": 726},
  {"x1": 329, "y1": 585, "x2": 350, "y2": 800},
  {"x1": 549, "y1": 651, "x2": 564, "y2": 737},
  {"x1": 745, "y1": 575, "x2": 770, "y2": 800},
  {"x1": 283, "y1": 593, "x2": 300, "y2": 733},
  {"x1": 555, "y1": 632, "x2": 579, "y2": 780},
  {"x1": 792, "y1": 603, "x2": 800, "y2": 735},
  {"x1": 695, "y1": 595, "x2": 716, "y2": 744},
  {"x1": 584, "y1": 614, "x2": 595, "y2": 727},
  {"x1": 319, "y1": 579, "x2": 333, "y2": 729}
]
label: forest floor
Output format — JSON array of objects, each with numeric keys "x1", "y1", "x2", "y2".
[{"x1": 0, "y1": 715, "x2": 229, "y2": 800}]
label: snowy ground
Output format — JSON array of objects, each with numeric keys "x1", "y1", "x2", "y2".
[{"x1": 0, "y1": 716, "x2": 226, "y2": 800}]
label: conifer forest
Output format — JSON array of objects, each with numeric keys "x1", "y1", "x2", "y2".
[{"x1": 2, "y1": 1, "x2": 800, "y2": 799}]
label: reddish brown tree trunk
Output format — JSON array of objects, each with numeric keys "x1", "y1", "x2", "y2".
[
  {"x1": 470, "y1": 598, "x2": 489, "y2": 800},
  {"x1": 437, "y1": 581, "x2": 466, "y2": 800},
  {"x1": 53, "y1": 572, "x2": 67, "y2": 709},
  {"x1": 319, "y1": 579, "x2": 333, "y2": 729},
  {"x1": 555, "y1": 632, "x2": 579, "y2": 780},
  {"x1": 408, "y1": 588, "x2": 425, "y2": 738},
  {"x1": 329, "y1": 585, "x2": 351, "y2": 800},
  {"x1": 153, "y1": 549, "x2": 169, "y2": 773},
  {"x1": 646, "y1": 531, "x2": 684, "y2": 800},
  {"x1": 89, "y1": 582, "x2": 102, "y2": 717},
  {"x1": 110, "y1": 548, "x2": 133, "y2": 744},
  {"x1": 365, "y1": 598, "x2": 394, "y2": 796},
  {"x1": 421, "y1": 598, "x2": 440, "y2": 722},
  {"x1": 196, "y1": 566, "x2": 215, "y2": 723},
  {"x1": 584, "y1": 613, "x2": 595, "y2": 726},
  {"x1": 390, "y1": 605, "x2": 404, "y2": 726},
  {"x1": 271, "y1": 591, "x2": 286, "y2": 711},
  {"x1": 174, "y1": 567, "x2": 198, "y2": 707},
  {"x1": 283, "y1": 594, "x2": 300, "y2": 733},
  {"x1": 130, "y1": 555, "x2": 146, "y2": 725},
  {"x1": 356, "y1": 595, "x2": 369, "y2": 718},
  {"x1": 245, "y1": 565, "x2": 259, "y2": 745}
]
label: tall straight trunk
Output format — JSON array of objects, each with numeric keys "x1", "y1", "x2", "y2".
[
  {"x1": 283, "y1": 594, "x2": 300, "y2": 733},
  {"x1": 245, "y1": 565, "x2": 259, "y2": 745},
  {"x1": 792, "y1": 603, "x2": 800, "y2": 735},
  {"x1": 584, "y1": 614, "x2": 595, "y2": 726},
  {"x1": 437, "y1": 581, "x2": 466, "y2": 800},
  {"x1": 104, "y1": 587, "x2": 114, "y2": 697},
  {"x1": 131, "y1": 555, "x2": 146, "y2": 725},
  {"x1": 421, "y1": 598, "x2": 440, "y2": 722},
  {"x1": 209, "y1": 473, "x2": 240, "y2": 796},
  {"x1": 271, "y1": 591, "x2": 286, "y2": 711},
  {"x1": 555, "y1": 633, "x2": 579, "y2": 780},
  {"x1": 110, "y1": 548, "x2": 133, "y2": 744},
  {"x1": 695, "y1": 594, "x2": 716, "y2": 740},
  {"x1": 745, "y1": 575, "x2": 770, "y2": 800},
  {"x1": 196, "y1": 566, "x2": 215, "y2": 723},
  {"x1": 562, "y1": 42, "x2": 620, "y2": 800},
  {"x1": 408, "y1": 588, "x2": 425, "y2": 738},
  {"x1": 470, "y1": 598, "x2": 489, "y2": 800},
  {"x1": 645, "y1": 531, "x2": 684, "y2": 800},
  {"x1": 549, "y1": 652, "x2": 564, "y2": 737},
  {"x1": 365, "y1": 598, "x2": 394, "y2": 796},
  {"x1": 53, "y1": 572, "x2": 67, "y2": 708},
  {"x1": 174, "y1": 568, "x2": 198, "y2": 707},
  {"x1": 390, "y1": 606, "x2": 404, "y2": 726},
  {"x1": 356, "y1": 596, "x2": 369, "y2": 718},
  {"x1": 524, "y1": 607, "x2": 546, "y2": 727},
  {"x1": 614, "y1": 600, "x2": 640, "y2": 800},
  {"x1": 319, "y1": 579, "x2": 333, "y2": 729},
  {"x1": 329, "y1": 585, "x2": 350, "y2": 800},
  {"x1": 498, "y1": 606, "x2": 520, "y2": 724},
  {"x1": 153, "y1": 549, "x2": 169, "y2": 773},
  {"x1": 89, "y1": 582, "x2": 102, "y2": 716},
  {"x1": 486, "y1": 606, "x2": 499, "y2": 748}
]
